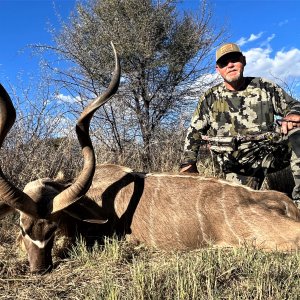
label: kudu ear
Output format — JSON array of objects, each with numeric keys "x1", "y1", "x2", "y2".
[
  {"x1": 50, "y1": 42, "x2": 121, "y2": 214},
  {"x1": 63, "y1": 198, "x2": 108, "y2": 224}
]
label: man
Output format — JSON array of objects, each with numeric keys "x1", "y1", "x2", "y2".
[{"x1": 180, "y1": 42, "x2": 300, "y2": 206}]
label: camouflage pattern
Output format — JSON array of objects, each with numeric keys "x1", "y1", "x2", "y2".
[
  {"x1": 182, "y1": 77, "x2": 300, "y2": 199},
  {"x1": 224, "y1": 144, "x2": 300, "y2": 201},
  {"x1": 289, "y1": 131, "x2": 300, "y2": 200}
]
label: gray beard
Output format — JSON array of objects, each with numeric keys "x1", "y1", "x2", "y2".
[{"x1": 224, "y1": 71, "x2": 242, "y2": 83}]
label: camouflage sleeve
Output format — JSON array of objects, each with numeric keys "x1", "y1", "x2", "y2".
[
  {"x1": 182, "y1": 94, "x2": 211, "y2": 164},
  {"x1": 265, "y1": 79, "x2": 300, "y2": 116}
]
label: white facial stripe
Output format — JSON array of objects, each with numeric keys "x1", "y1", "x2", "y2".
[
  {"x1": 23, "y1": 232, "x2": 53, "y2": 249},
  {"x1": 19, "y1": 216, "x2": 55, "y2": 249}
]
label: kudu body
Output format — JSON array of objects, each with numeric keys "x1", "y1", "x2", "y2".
[
  {"x1": 86, "y1": 164, "x2": 300, "y2": 251},
  {"x1": 1, "y1": 46, "x2": 300, "y2": 274}
]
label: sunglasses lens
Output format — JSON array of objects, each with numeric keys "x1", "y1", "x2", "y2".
[
  {"x1": 218, "y1": 54, "x2": 241, "y2": 68},
  {"x1": 218, "y1": 61, "x2": 227, "y2": 68}
]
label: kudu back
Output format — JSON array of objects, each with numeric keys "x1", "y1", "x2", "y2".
[
  {"x1": 88, "y1": 164, "x2": 300, "y2": 251},
  {"x1": 1, "y1": 45, "x2": 300, "y2": 274}
]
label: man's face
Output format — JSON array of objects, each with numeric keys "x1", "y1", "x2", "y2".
[{"x1": 216, "y1": 53, "x2": 245, "y2": 83}]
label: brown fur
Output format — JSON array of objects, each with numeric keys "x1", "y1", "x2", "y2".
[{"x1": 82, "y1": 164, "x2": 300, "y2": 251}]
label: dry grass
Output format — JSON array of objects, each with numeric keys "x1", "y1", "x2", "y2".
[{"x1": 1, "y1": 224, "x2": 300, "y2": 299}]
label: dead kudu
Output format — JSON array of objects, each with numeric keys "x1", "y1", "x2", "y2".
[{"x1": 1, "y1": 49, "x2": 300, "y2": 274}]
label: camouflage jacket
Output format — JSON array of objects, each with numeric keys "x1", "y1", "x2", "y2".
[{"x1": 182, "y1": 77, "x2": 300, "y2": 164}]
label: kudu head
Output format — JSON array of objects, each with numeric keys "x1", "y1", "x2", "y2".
[{"x1": 0, "y1": 42, "x2": 120, "y2": 274}]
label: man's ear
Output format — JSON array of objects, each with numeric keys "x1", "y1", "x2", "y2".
[{"x1": 242, "y1": 55, "x2": 246, "y2": 66}]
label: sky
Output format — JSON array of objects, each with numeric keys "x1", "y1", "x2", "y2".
[{"x1": 1, "y1": 0, "x2": 300, "y2": 97}]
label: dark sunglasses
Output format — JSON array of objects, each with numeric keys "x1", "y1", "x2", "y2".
[{"x1": 217, "y1": 54, "x2": 242, "y2": 68}]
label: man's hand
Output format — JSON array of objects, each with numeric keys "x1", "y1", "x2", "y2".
[{"x1": 280, "y1": 114, "x2": 300, "y2": 135}]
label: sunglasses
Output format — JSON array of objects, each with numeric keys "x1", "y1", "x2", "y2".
[{"x1": 217, "y1": 54, "x2": 242, "y2": 68}]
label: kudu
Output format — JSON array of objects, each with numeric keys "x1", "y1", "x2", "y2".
[
  {"x1": 0, "y1": 43, "x2": 119, "y2": 273},
  {"x1": 1, "y1": 47, "x2": 300, "y2": 275}
]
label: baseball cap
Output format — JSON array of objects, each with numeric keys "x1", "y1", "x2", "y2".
[{"x1": 216, "y1": 43, "x2": 242, "y2": 62}]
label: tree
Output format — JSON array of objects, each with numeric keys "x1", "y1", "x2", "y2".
[
  {"x1": 41, "y1": 0, "x2": 225, "y2": 170},
  {"x1": 0, "y1": 81, "x2": 81, "y2": 188}
]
